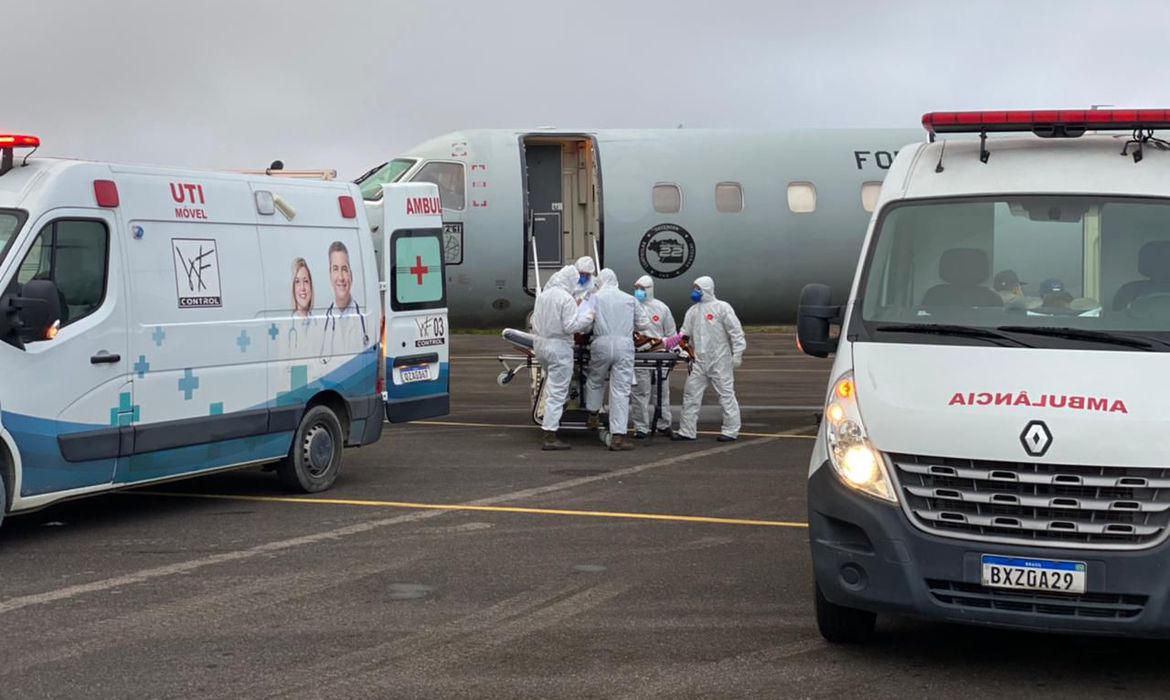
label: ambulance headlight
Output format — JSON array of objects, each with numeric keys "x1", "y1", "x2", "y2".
[{"x1": 825, "y1": 372, "x2": 897, "y2": 503}]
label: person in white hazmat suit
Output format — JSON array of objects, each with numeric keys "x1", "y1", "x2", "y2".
[
  {"x1": 532, "y1": 265, "x2": 596, "y2": 450},
  {"x1": 584, "y1": 269, "x2": 649, "y2": 451},
  {"x1": 670, "y1": 276, "x2": 746, "y2": 442},
  {"x1": 629, "y1": 275, "x2": 677, "y2": 438},
  {"x1": 573, "y1": 256, "x2": 598, "y2": 301}
]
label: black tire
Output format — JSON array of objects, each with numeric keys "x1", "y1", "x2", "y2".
[
  {"x1": 277, "y1": 405, "x2": 345, "y2": 493},
  {"x1": 0, "y1": 471, "x2": 6, "y2": 529},
  {"x1": 815, "y1": 583, "x2": 876, "y2": 644}
]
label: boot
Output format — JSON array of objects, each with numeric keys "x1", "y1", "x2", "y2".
[
  {"x1": 542, "y1": 432, "x2": 571, "y2": 451},
  {"x1": 609, "y1": 434, "x2": 635, "y2": 451},
  {"x1": 586, "y1": 412, "x2": 600, "y2": 430}
]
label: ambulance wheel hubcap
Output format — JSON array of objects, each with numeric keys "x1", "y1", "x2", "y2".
[{"x1": 304, "y1": 425, "x2": 335, "y2": 476}]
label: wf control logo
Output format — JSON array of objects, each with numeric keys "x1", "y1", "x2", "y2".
[{"x1": 172, "y1": 238, "x2": 223, "y2": 308}]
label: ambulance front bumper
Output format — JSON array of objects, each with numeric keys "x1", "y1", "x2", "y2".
[{"x1": 809, "y1": 463, "x2": 1170, "y2": 638}]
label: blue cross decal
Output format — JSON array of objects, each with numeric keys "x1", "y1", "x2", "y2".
[
  {"x1": 133, "y1": 355, "x2": 150, "y2": 378},
  {"x1": 268, "y1": 323, "x2": 280, "y2": 341},
  {"x1": 236, "y1": 330, "x2": 252, "y2": 353},
  {"x1": 152, "y1": 326, "x2": 166, "y2": 347},
  {"x1": 209, "y1": 402, "x2": 224, "y2": 416},
  {"x1": 109, "y1": 392, "x2": 141, "y2": 426},
  {"x1": 178, "y1": 368, "x2": 200, "y2": 400}
]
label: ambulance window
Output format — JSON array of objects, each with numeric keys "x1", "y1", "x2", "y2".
[
  {"x1": 411, "y1": 162, "x2": 465, "y2": 211},
  {"x1": 15, "y1": 219, "x2": 108, "y2": 327},
  {"x1": 861, "y1": 181, "x2": 883, "y2": 212},
  {"x1": 715, "y1": 182, "x2": 744, "y2": 213},
  {"x1": 357, "y1": 159, "x2": 416, "y2": 201},
  {"x1": 0, "y1": 211, "x2": 22, "y2": 267},
  {"x1": 390, "y1": 229, "x2": 446, "y2": 311},
  {"x1": 788, "y1": 182, "x2": 817, "y2": 213},
  {"x1": 653, "y1": 183, "x2": 682, "y2": 214}
]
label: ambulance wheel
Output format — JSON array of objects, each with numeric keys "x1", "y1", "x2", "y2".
[
  {"x1": 278, "y1": 406, "x2": 344, "y2": 493},
  {"x1": 0, "y1": 472, "x2": 6, "y2": 529},
  {"x1": 815, "y1": 583, "x2": 875, "y2": 644}
]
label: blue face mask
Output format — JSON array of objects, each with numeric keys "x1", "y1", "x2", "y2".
[
  {"x1": 578, "y1": 274, "x2": 590, "y2": 287},
  {"x1": 690, "y1": 289, "x2": 703, "y2": 303},
  {"x1": 634, "y1": 289, "x2": 647, "y2": 302}
]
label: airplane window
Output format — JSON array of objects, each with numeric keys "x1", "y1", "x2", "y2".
[
  {"x1": 653, "y1": 183, "x2": 681, "y2": 214},
  {"x1": 715, "y1": 182, "x2": 743, "y2": 214},
  {"x1": 412, "y1": 161, "x2": 466, "y2": 211},
  {"x1": 357, "y1": 159, "x2": 416, "y2": 201},
  {"x1": 861, "y1": 182, "x2": 883, "y2": 212},
  {"x1": 788, "y1": 182, "x2": 817, "y2": 214}
]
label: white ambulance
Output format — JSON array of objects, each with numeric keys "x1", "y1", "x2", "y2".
[
  {"x1": 798, "y1": 110, "x2": 1170, "y2": 641},
  {"x1": 0, "y1": 135, "x2": 449, "y2": 526}
]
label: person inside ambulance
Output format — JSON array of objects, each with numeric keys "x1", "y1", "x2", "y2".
[
  {"x1": 533, "y1": 265, "x2": 596, "y2": 451},
  {"x1": 669, "y1": 276, "x2": 746, "y2": 442},
  {"x1": 320, "y1": 241, "x2": 368, "y2": 362},
  {"x1": 584, "y1": 269, "x2": 650, "y2": 451},
  {"x1": 993, "y1": 269, "x2": 1040, "y2": 312},
  {"x1": 630, "y1": 275, "x2": 677, "y2": 439}
]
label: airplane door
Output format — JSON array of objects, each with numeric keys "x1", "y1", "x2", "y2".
[
  {"x1": 525, "y1": 144, "x2": 563, "y2": 272},
  {"x1": 384, "y1": 226, "x2": 450, "y2": 422}
]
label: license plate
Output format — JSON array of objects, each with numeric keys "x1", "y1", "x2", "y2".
[
  {"x1": 981, "y1": 555, "x2": 1086, "y2": 594},
  {"x1": 400, "y1": 366, "x2": 431, "y2": 383}
]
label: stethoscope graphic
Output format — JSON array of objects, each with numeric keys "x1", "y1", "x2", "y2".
[
  {"x1": 319, "y1": 301, "x2": 370, "y2": 364},
  {"x1": 287, "y1": 316, "x2": 314, "y2": 350}
]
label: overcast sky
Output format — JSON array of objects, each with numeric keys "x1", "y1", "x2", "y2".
[{"x1": 4, "y1": 0, "x2": 1165, "y2": 178}]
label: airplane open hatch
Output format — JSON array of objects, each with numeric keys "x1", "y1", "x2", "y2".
[{"x1": 522, "y1": 135, "x2": 601, "y2": 293}]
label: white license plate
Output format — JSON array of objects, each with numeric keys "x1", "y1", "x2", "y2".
[
  {"x1": 981, "y1": 555, "x2": 1086, "y2": 594},
  {"x1": 400, "y1": 366, "x2": 431, "y2": 383}
]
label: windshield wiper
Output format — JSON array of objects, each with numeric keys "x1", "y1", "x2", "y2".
[
  {"x1": 997, "y1": 326, "x2": 1157, "y2": 350},
  {"x1": 873, "y1": 324, "x2": 1032, "y2": 347}
]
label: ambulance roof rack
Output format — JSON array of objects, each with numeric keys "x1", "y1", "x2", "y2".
[
  {"x1": 234, "y1": 160, "x2": 338, "y2": 180},
  {"x1": 0, "y1": 135, "x2": 40, "y2": 177},
  {"x1": 922, "y1": 110, "x2": 1170, "y2": 164}
]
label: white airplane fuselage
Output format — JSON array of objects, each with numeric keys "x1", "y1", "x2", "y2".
[{"x1": 362, "y1": 128, "x2": 920, "y2": 327}]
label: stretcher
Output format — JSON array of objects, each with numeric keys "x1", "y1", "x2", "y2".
[{"x1": 496, "y1": 328, "x2": 688, "y2": 438}]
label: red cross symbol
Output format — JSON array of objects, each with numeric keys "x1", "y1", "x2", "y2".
[
  {"x1": 706, "y1": 313, "x2": 715, "y2": 321},
  {"x1": 410, "y1": 255, "x2": 430, "y2": 285},
  {"x1": 652, "y1": 315, "x2": 660, "y2": 322}
]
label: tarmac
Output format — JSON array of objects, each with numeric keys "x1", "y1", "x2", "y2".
[{"x1": 0, "y1": 333, "x2": 1167, "y2": 698}]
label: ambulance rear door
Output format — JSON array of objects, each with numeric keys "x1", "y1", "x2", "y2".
[{"x1": 380, "y1": 183, "x2": 449, "y2": 422}]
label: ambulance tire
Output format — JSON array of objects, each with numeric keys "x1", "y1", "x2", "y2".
[
  {"x1": 815, "y1": 583, "x2": 875, "y2": 644},
  {"x1": 0, "y1": 472, "x2": 6, "y2": 529},
  {"x1": 278, "y1": 405, "x2": 344, "y2": 493}
]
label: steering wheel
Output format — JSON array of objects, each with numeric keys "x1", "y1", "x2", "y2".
[{"x1": 1125, "y1": 292, "x2": 1170, "y2": 320}]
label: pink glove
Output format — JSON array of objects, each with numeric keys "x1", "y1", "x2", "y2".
[{"x1": 663, "y1": 333, "x2": 683, "y2": 350}]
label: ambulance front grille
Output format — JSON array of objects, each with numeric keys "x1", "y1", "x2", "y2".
[
  {"x1": 926, "y1": 579, "x2": 1147, "y2": 619},
  {"x1": 892, "y1": 454, "x2": 1170, "y2": 549}
]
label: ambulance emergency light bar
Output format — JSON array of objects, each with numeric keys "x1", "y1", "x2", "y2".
[
  {"x1": 0, "y1": 134, "x2": 39, "y2": 176},
  {"x1": 923, "y1": 110, "x2": 1170, "y2": 137},
  {"x1": 922, "y1": 110, "x2": 1170, "y2": 164}
]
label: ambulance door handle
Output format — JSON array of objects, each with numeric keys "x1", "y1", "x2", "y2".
[{"x1": 90, "y1": 352, "x2": 121, "y2": 365}]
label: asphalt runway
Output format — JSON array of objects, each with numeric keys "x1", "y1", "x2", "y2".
[{"x1": 1, "y1": 333, "x2": 1168, "y2": 699}]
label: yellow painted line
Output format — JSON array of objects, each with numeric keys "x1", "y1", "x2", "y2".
[
  {"x1": 411, "y1": 419, "x2": 815, "y2": 440},
  {"x1": 137, "y1": 492, "x2": 809, "y2": 529}
]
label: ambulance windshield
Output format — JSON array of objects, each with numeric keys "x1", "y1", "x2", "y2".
[
  {"x1": 858, "y1": 196, "x2": 1170, "y2": 349},
  {"x1": 357, "y1": 159, "x2": 416, "y2": 201}
]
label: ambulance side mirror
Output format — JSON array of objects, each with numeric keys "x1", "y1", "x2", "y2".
[
  {"x1": 797, "y1": 283, "x2": 841, "y2": 358},
  {"x1": 4, "y1": 279, "x2": 62, "y2": 346}
]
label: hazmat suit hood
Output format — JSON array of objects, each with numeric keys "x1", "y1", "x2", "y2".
[
  {"x1": 635, "y1": 275, "x2": 655, "y2": 301},
  {"x1": 546, "y1": 265, "x2": 578, "y2": 294},
  {"x1": 694, "y1": 276, "x2": 717, "y2": 302},
  {"x1": 575, "y1": 256, "x2": 597, "y2": 275},
  {"x1": 598, "y1": 268, "x2": 619, "y2": 291}
]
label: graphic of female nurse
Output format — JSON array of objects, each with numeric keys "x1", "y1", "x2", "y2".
[{"x1": 289, "y1": 257, "x2": 316, "y2": 352}]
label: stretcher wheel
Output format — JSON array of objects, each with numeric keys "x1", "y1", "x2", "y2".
[{"x1": 497, "y1": 370, "x2": 514, "y2": 386}]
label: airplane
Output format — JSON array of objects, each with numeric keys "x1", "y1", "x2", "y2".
[{"x1": 356, "y1": 128, "x2": 921, "y2": 327}]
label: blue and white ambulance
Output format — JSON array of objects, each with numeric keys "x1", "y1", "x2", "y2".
[
  {"x1": 798, "y1": 110, "x2": 1170, "y2": 642},
  {"x1": 0, "y1": 135, "x2": 449, "y2": 526}
]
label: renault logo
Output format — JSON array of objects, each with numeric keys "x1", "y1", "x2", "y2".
[{"x1": 1020, "y1": 420, "x2": 1052, "y2": 457}]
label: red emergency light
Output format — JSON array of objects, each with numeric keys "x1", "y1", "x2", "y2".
[
  {"x1": 0, "y1": 135, "x2": 40, "y2": 148},
  {"x1": 923, "y1": 110, "x2": 1170, "y2": 137}
]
